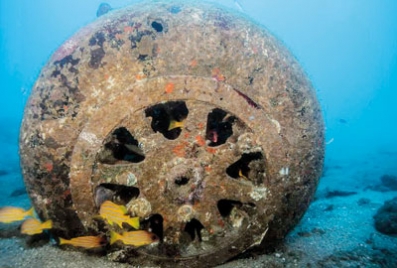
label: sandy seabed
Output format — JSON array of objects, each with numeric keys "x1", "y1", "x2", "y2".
[{"x1": 1, "y1": 151, "x2": 396, "y2": 268}]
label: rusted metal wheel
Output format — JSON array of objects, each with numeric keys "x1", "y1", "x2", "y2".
[{"x1": 20, "y1": 1, "x2": 324, "y2": 266}]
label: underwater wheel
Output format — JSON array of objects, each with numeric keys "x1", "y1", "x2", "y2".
[{"x1": 19, "y1": 1, "x2": 324, "y2": 267}]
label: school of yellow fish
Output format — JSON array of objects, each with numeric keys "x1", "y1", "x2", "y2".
[{"x1": 0, "y1": 200, "x2": 158, "y2": 249}]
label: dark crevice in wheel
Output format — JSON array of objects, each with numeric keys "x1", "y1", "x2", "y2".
[
  {"x1": 184, "y1": 218, "x2": 204, "y2": 242},
  {"x1": 206, "y1": 108, "x2": 236, "y2": 147},
  {"x1": 98, "y1": 127, "x2": 145, "y2": 164},
  {"x1": 142, "y1": 214, "x2": 164, "y2": 242},
  {"x1": 226, "y1": 152, "x2": 263, "y2": 180},
  {"x1": 174, "y1": 176, "x2": 190, "y2": 186},
  {"x1": 151, "y1": 21, "x2": 163, "y2": 32},
  {"x1": 145, "y1": 101, "x2": 188, "y2": 140},
  {"x1": 217, "y1": 199, "x2": 243, "y2": 217},
  {"x1": 94, "y1": 183, "x2": 140, "y2": 207}
]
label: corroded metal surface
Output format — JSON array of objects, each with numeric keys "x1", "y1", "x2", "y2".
[{"x1": 19, "y1": 1, "x2": 324, "y2": 267}]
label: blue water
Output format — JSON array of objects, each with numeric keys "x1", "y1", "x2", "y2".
[{"x1": 1, "y1": 0, "x2": 396, "y2": 266}]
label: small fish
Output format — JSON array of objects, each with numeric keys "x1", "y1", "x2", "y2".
[
  {"x1": 59, "y1": 236, "x2": 107, "y2": 249},
  {"x1": 0, "y1": 207, "x2": 34, "y2": 223},
  {"x1": 168, "y1": 120, "x2": 184, "y2": 131},
  {"x1": 238, "y1": 169, "x2": 248, "y2": 180},
  {"x1": 99, "y1": 200, "x2": 140, "y2": 229},
  {"x1": 96, "y1": 3, "x2": 112, "y2": 17},
  {"x1": 110, "y1": 230, "x2": 158, "y2": 247},
  {"x1": 21, "y1": 218, "x2": 52, "y2": 235}
]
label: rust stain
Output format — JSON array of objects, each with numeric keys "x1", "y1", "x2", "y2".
[
  {"x1": 165, "y1": 82, "x2": 174, "y2": 94},
  {"x1": 135, "y1": 73, "x2": 147, "y2": 80},
  {"x1": 189, "y1": 59, "x2": 198, "y2": 67},
  {"x1": 172, "y1": 143, "x2": 186, "y2": 157},
  {"x1": 212, "y1": 68, "x2": 225, "y2": 81},
  {"x1": 205, "y1": 166, "x2": 212, "y2": 173},
  {"x1": 158, "y1": 179, "x2": 166, "y2": 192},
  {"x1": 206, "y1": 147, "x2": 217, "y2": 154},
  {"x1": 195, "y1": 135, "x2": 205, "y2": 146}
]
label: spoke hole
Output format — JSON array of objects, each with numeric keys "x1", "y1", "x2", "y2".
[
  {"x1": 142, "y1": 214, "x2": 164, "y2": 241},
  {"x1": 98, "y1": 127, "x2": 145, "y2": 164},
  {"x1": 184, "y1": 218, "x2": 204, "y2": 242},
  {"x1": 145, "y1": 101, "x2": 188, "y2": 140},
  {"x1": 174, "y1": 177, "x2": 190, "y2": 186},
  {"x1": 206, "y1": 108, "x2": 236, "y2": 147},
  {"x1": 95, "y1": 183, "x2": 140, "y2": 208},
  {"x1": 151, "y1": 21, "x2": 163, "y2": 32},
  {"x1": 226, "y1": 152, "x2": 264, "y2": 183},
  {"x1": 217, "y1": 199, "x2": 242, "y2": 217}
]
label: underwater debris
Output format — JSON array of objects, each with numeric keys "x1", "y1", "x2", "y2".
[
  {"x1": 324, "y1": 189, "x2": 357, "y2": 199},
  {"x1": 19, "y1": 1, "x2": 324, "y2": 266},
  {"x1": 297, "y1": 228, "x2": 325, "y2": 237},
  {"x1": 380, "y1": 174, "x2": 397, "y2": 191},
  {"x1": 366, "y1": 174, "x2": 397, "y2": 192},
  {"x1": 317, "y1": 247, "x2": 397, "y2": 267},
  {"x1": 373, "y1": 197, "x2": 397, "y2": 236}
]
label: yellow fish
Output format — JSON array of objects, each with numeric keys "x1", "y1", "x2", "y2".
[
  {"x1": 168, "y1": 120, "x2": 184, "y2": 131},
  {"x1": 59, "y1": 235, "x2": 106, "y2": 249},
  {"x1": 21, "y1": 218, "x2": 52, "y2": 235},
  {"x1": 238, "y1": 169, "x2": 248, "y2": 180},
  {"x1": 0, "y1": 207, "x2": 34, "y2": 223},
  {"x1": 99, "y1": 200, "x2": 140, "y2": 229},
  {"x1": 110, "y1": 230, "x2": 158, "y2": 247}
]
